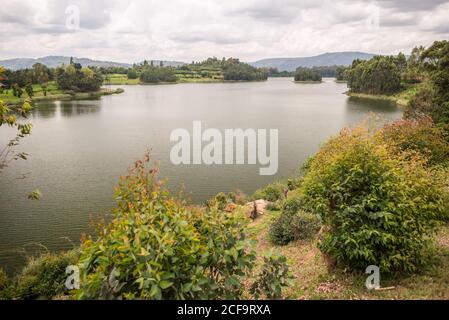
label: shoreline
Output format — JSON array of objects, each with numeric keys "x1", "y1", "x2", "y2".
[
  {"x1": 293, "y1": 80, "x2": 323, "y2": 84},
  {"x1": 3, "y1": 88, "x2": 124, "y2": 105},
  {"x1": 346, "y1": 91, "x2": 410, "y2": 107},
  {"x1": 105, "y1": 79, "x2": 268, "y2": 85}
]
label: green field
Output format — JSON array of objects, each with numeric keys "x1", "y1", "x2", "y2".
[
  {"x1": 103, "y1": 74, "x2": 140, "y2": 85},
  {"x1": 0, "y1": 82, "x2": 65, "y2": 104},
  {"x1": 103, "y1": 65, "x2": 226, "y2": 85}
]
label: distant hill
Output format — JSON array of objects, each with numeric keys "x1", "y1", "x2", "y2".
[
  {"x1": 0, "y1": 56, "x2": 185, "y2": 70},
  {"x1": 249, "y1": 52, "x2": 376, "y2": 71}
]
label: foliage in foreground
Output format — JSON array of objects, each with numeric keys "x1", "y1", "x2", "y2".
[
  {"x1": 380, "y1": 116, "x2": 449, "y2": 166},
  {"x1": 0, "y1": 98, "x2": 33, "y2": 172},
  {"x1": 13, "y1": 250, "x2": 79, "y2": 299},
  {"x1": 78, "y1": 154, "x2": 257, "y2": 299},
  {"x1": 252, "y1": 182, "x2": 286, "y2": 202},
  {"x1": 300, "y1": 124, "x2": 449, "y2": 272},
  {"x1": 269, "y1": 210, "x2": 321, "y2": 246},
  {"x1": 250, "y1": 251, "x2": 294, "y2": 299}
]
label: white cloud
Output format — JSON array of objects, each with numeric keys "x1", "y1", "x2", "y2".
[{"x1": 0, "y1": 0, "x2": 448, "y2": 62}]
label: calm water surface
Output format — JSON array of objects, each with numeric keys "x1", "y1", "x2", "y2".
[{"x1": 0, "y1": 78, "x2": 402, "y2": 272}]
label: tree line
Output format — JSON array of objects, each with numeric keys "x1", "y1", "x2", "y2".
[{"x1": 0, "y1": 57, "x2": 104, "y2": 98}]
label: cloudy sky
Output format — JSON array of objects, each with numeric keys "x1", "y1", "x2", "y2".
[{"x1": 1, "y1": 0, "x2": 448, "y2": 63}]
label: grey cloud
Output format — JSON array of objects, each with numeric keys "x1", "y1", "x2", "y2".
[
  {"x1": 223, "y1": 0, "x2": 317, "y2": 23},
  {"x1": 1, "y1": 0, "x2": 449, "y2": 62},
  {"x1": 169, "y1": 30, "x2": 249, "y2": 45},
  {"x1": 377, "y1": 0, "x2": 448, "y2": 12}
]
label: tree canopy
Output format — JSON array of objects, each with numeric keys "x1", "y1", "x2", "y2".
[
  {"x1": 294, "y1": 67, "x2": 322, "y2": 82},
  {"x1": 346, "y1": 56, "x2": 401, "y2": 94}
]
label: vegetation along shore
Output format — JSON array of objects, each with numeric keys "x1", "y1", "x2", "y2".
[{"x1": 1, "y1": 40, "x2": 449, "y2": 300}]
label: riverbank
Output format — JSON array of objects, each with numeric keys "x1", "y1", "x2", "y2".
[
  {"x1": 346, "y1": 83, "x2": 420, "y2": 107},
  {"x1": 3, "y1": 202, "x2": 448, "y2": 300},
  {"x1": 244, "y1": 210, "x2": 449, "y2": 299},
  {"x1": 294, "y1": 80, "x2": 323, "y2": 84},
  {"x1": 0, "y1": 87, "x2": 124, "y2": 105},
  {"x1": 105, "y1": 74, "x2": 268, "y2": 85}
]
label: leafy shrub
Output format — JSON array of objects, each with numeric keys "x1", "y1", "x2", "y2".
[
  {"x1": 269, "y1": 210, "x2": 321, "y2": 245},
  {"x1": 227, "y1": 190, "x2": 248, "y2": 205},
  {"x1": 290, "y1": 211, "x2": 321, "y2": 240},
  {"x1": 287, "y1": 177, "x2": 302, "y2": 191},
  {"x1": 269, "y1": 214, "x2": 295, "y2": 245},
  {"x1": 78, "y1": 154, "x2": 255, "y2": 300},
  {"x1": 140, "y1": 66, "x2": 177, "y2": 83},
  {"x1": 206, "y1": 191, "x2": 245, "y2": 210},
  {"x1": 282, "y1": 193, "x2": 304, "y2": 216},
  {"x1": 0, "y1": 268, "x2": 11, "y2": 299},
  {"x1": 252, "y1": 182, "x2": 286, "y2": 202},
  {"x1": 380, "y1": 116, "x2": 449, "y2": 166},
  {"x1": 266, "y1": 200, "x2": 282, "y2": 211},
  {"x1": 0, "y1": 268, "x2": 7, "y2": 291},
  {"x1": 250, "y1": 251, "x2": 293, "y2": 299},
  {"x1": 301, "y1": 126, "x2": 448, "y2": 272},
  {"x1": 213, "y1": 192, "x2": 228, "y2": 210},
  {"x1": 15, "y1": 250, "x2": 79, "y2": 299},
  {"x1": 126, "y1": 69, "x2": 139, "y2": 79}
]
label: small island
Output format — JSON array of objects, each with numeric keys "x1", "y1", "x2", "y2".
[{"x1": 293, "y1": 67, "x2": 322, "y2": 83}]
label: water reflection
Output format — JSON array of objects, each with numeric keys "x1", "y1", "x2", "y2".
[{"x1": 31, "y1": 100, "x2": 101, "y2": 119}]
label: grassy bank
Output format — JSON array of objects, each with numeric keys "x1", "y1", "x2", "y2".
[
  {"x1": 245, "y1": 210, "x2": 449, "y2": 299},
  {"x1": 294, "y1": 80, "x2": 323, "y2": 84},
  {"x1": 0, "y1": 82, "x2": 124, "y2": 104},
  {"x1": 346, "y1": 83, "x2": 420, "y2": 107},
  {"x1": 103, "y1": 73, "x2": 268, "y2": 85}
]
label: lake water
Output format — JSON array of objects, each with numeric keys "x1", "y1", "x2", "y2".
[{"x1": 0, "y1": 78, "x2": 402, "y2": 273}]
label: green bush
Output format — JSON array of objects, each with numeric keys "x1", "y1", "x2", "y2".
[
  {"x1": 269, "y1": 210, "x2": 321, "y2": 246},
  {"x1": 269, "y1": 213, "x2": 295, "y2": 245},
  {"x1": 0, "y1": 268, "x2": 12, "y2": 299},
  {"x1": 287, "y1": 178, "x2": 301, "y2": 191},
  {"x1": 250, "y1": 251, "x2": 293, "y2": 299},
  {"x1": 266, "y1": 200, "x2": 282, "y2": 211},
  {"x1": 78, "y1": 155, "x2": 255, "y2": 300},
  {"x1": 290, "y1": 211, "x2": 321, "y2": 240},
  {"x1": 126, "y1": 69, "x2": 139, "y2": 80},
  {"x1": 15, "y1": 250, "x2": 79, "y2": 299},
  {"x1": 252, "y1": 182, "x2": 285, "y2": 202},
  {"x1": 301, "y1": 126, "x2": 448, "y2": 272},
  {"x1": 215, "y1": 192, "x2": 228, "y2": 208},
  {"x1": 206, "y1": 191, "x2": 245, "y2": 210},
  {"x1": 282, "y1": 193, "x2": 304, "y2": 216},
  {"x1": 227, "y1": 190, "x2": 248, "y2": 205}
]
